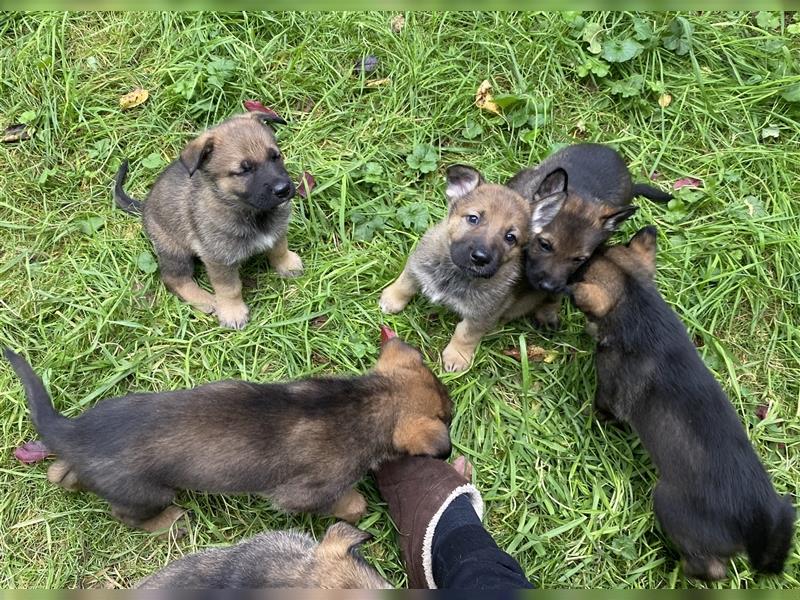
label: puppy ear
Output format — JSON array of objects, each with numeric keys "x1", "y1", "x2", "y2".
[
  {"x1": 445, "y1": 164, "x2": 483, "y2": 202},
  {"x1": 250, "y1": 110, "x2": 287, "y2": 126},
  {"x1": 628, "y1": 225, "x2": 658, "y2": 276},
  {"x1": 571, "y1": 282, "x2": 613, "y2": 318},
  {"x1": 601, "y1": 205, "x2": 637, "y2": 232},
  {"x1": 533, "y1": 167, "x2": 568, "y2": 202},
  {"x1": 319, "y1": 522, "x2": 373, "y2": 555},
  {"x1": 530, "y1": 194, "x2": 566, "y2": 234},
  {"x1": 180, "y1": 134, "x2": 215, "y2": 177},
  {"x1": 393, "y1": 416, "x2": 451, "y2": 459}
]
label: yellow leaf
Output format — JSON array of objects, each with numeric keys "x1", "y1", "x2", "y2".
[
  {"x1": 475, "y1": 80, "x2": 500, "y2": 115},
  {"x1": 366, "y1": 78, "x2": 391, "y2": 88},
  {"x1": 658, "y1": 93, "x2": 672, "y2": 109},
  {"x1": 543, "y1": 350, "x2": 559, "y2": 364},
  {"x1": 119, "y1": 88, "x2": 149, "y2": 110},
  {"x1": 390, "y1": 14, "x2": 405, "y2": 33}
]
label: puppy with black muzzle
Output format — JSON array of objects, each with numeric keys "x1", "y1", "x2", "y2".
[
  {"x1": 507, "y1": 143, "x2": 672, "y2": 328},
  {"x1": 380, "y1": 165, "x2": 558, "y2": 372},
  {"x1": 114, "y1": 110, "x2": 303, "y2": 329},
  {"x1": 137, "y1": 522, "x2": 391, "y2": 589},
  {"x1": 4, "y1": 326, "x2": 451, "y2": 533},
  {"x1": 568, "y1": 227, "x2": 795, "y2": 580}
]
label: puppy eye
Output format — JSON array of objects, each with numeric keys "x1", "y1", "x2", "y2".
[
  {"x1": 573, "y1": 256, "x2": 588, "y2": 264},
  {"x1": 504, "y1": 232, "x2": 517, "y2": 245},
  {"x1": 239, "y1": 161, "x2": 253, "y2": 173},
  {"x1": 466, "y1": 215, "x2": 479, "y2": 225},
  {"x1": 538, "y1": 238, "x2": 553, "y2": 252},
  {"x1": 271, "y1": 152, "x2": 281, "y2": 162}
]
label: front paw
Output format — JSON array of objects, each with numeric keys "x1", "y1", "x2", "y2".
[
  {"x1": 216, "y1": 301, "x2": 250, "y2": 329},
  {"x1": 533, "y1": 306, "x2": 561, "y2": 330},
  {"x1": 379, "y1": 286, "x2": 410, "y2": 314},
  {"x1": 273, "y1": 251, "x2": 304, "y2": 278},
  {"x1": 442, "y1": 343, "x2": 473, "y2": 372},
  {"x1": 331, "y1": 490, "x2": 367, "y2": 524}
]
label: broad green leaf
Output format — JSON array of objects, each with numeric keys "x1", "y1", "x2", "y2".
[
  {"x1": 755, "y1": 11, "x2": 780, "y2": 30},
  {"x1": 781, "y1": 83, "x2": 800, "y2": 103},
  {"x1": 77, "y1": 216, "x2": 106, "y2": 236},
  {"x1": 632, "y1": 17, "x2": 654, "y2": 42},
  {"x1": 136, "y1": 251, "x2": 158, "y2": 274},
  {"x1": 142, "y1": 152, "x2": 164, "y2": 169},
  {"x1": 601, "y1": 38, "x2": 643, "y2": 63}
]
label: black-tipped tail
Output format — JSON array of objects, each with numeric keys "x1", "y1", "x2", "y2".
[
  {"x1": 632, "y1": 183, "x2": 673, "y2": 203},
  {"x1": 114, "y1": 160, "x2": 144, "y2": 214},
  {"x1": 4, "y1": 349, "x2": 70, "y2": 441},
  {"x1": 747, "y1": 497, "x2": 795, "y2": 575}
]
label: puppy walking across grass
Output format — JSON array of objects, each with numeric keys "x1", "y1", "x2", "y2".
[
  {"x1": 380, "y1": 165, "x2": 559, "y2": 372},
  {"x1": 569, "y1": 227, "x2": 795, "y2": 580},
  {"x1": 4, "y1": 326, "x2": 452, "y2": 533},
  {"x1": 137, "y1": 522, "x2": 391, "y2": 589},
  {"x1": 115, "y1": 109, "x2": 303, "y2": 329},
  {"x1": 508, "y1": 143, "x2": 671, "y2": 328}
]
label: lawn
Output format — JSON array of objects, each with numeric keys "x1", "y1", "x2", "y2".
[{"x1": 0, "y1": 11, "x2": 798, "y2": 589}]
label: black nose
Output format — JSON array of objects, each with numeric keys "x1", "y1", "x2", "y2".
[
  {"x1": 470, "y1": 248, "x2": 491, "y2": 266},
  {"x1": 539, "y1": 279, "x2": 560, "y2": 293},
  {"x1": 273, "y1": 181, "x2": 292, "y2": 198}
]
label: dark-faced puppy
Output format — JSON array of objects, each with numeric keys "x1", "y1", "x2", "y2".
[
  {"x1": 137, "y1": 522, "x2": 391, "y2": 589},
  {"x1": 4, "y1": 327, "x2": 451, "y2": 533},
  {"x1": 380, "y1": 165, "x2": 552, "y2": 371},
  {"x1": 114, "y1": 111, "x2": 303, "y2": 329},
  {"x1": 569, "y1": 227, "x2": 795, "y2": 580},
  {"x1": 507, "y1": 143, "x2": 672, "y2": 327}
]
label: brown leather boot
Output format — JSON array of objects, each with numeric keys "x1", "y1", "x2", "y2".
[{"x1": 374, "y1": 455, "x2": 483, "y2": 588}]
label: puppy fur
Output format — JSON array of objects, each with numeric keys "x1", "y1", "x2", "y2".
[
  {"x1": 569, "y1": 226, "x2": 795, "y2": 580},
  {"x1": 137, "y1": 522, "x2": 391, "y2": 589},
  {"x1": 507, "y1": 143, "x2": 672, "y2": 327},
  {"x1": 114, "y1": 111, "x2": 303, "y2": 329},
  {"x1": 4, "y1": 333, "x2": 451, "y2": 532},
  {"x1": 380, "y1": 165, "x2": 554, "y2": 371}
]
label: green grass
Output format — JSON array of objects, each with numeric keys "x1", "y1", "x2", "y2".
[{"x1": 1, "y1": 11, "x2": 799, "y2": 589}]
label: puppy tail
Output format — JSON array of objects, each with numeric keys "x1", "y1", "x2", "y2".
[
  {"x1": 746, "y1": 496, "x2": 795, "y2": 575},
  {"x1": 632, "y1": 183, "x2": 673, "y2": 203},
  {"x1": 114, "y1": 160, "x2": 144, "y2": 214},
  {"x1": 4, "y1": 349, "x2": 71, "y2": 442}
]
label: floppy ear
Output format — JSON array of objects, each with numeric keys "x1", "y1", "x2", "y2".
[
  {"x1": 533, "y1": 167, "x2": 568, "y2": 201},
  {"x1": 318, "y1": 522, "x2": 373, "y2": 556},
  {"x1": 393, "y1": 416, "x2": 451, "y2": 459},
  {"x1": 601, "y1": 205, "x2": 637, "y2": 232},
  {"x1": 628, "y1": 225, "x2": 658, "y2": 276},
  {"x1": 571, "y1": 282, "x2": 613, "y2": 318},
  {"x1": 249, "y1": 110, "x2": 287, "y2": 126},
  {"x1": 445, "y1": 164, "x2": 483, "y2": 203},
  {"x1": 180, "y1": 134, "x2": 215, "y2": 177}
]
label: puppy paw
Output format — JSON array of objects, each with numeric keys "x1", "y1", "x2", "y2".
[
  {"x1": 331, "y1": 490, "x2": 367, "y2": 524},
  {"x1": 273, "y1": 251, "x2": 304, "y2": 278},
  {"x1": 379, "y1": 287, "x2": 409, "y2": 314},
  {"x1": 442, "y1": 343, "x2": 472, "y2": 372},
  {"x1": 216, "y1": 301, "x2": 250, "y2": 329},
  {"x1": 532, "y1": 307, "x2": 561, "y2": 330},
  {"x1": 47, "y1": 460, "x2": 81, "y2": 491}
]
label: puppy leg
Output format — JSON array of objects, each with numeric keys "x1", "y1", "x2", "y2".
[
  {"x1": 379, "y1": 267, "x2": 419, "y2": 314},
  {"x1": 532, "y1": 295, "x2": 562, "y2": 330},
  {"x1": 204, "y1": 261, "x2": 249, "y2": 329},
  {"x1": 266, "y1": 236, "x2": 304, "y2": 278},
  {"x1": 442, "y1": 318, "x2": 492, "y2": 372},
  {"x1": 681, "y1": 555, "x2": 728, "y2": 581},
  {"x1": 111, "y1": 502, "x2": 186, "y2": 537},
  {"x1": 159, "y1": 252, "x2": 215, "y2": 314},
  {"x1": 501, "y1": 290, "x2": 551, "y2": 322},
  {"x1": 47, "y1": 460, "x2": 82, "y2": 491},
  {"x1": 329, "y1": 488, "x2": 367, "y2": 524}
]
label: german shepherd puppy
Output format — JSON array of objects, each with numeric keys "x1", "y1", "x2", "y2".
[
  {"x1": 114, "y1": 110, "x2": 304, "y2": 329},
  {"x1": 380, "y1": 165, "x2": 558, "y2": 372},
  {"x1": 507, "y1": 143, "x2": 672, "y2": 328},
  {"x1": 568, "y1": 227, "x2": 795, "y2": 580},
  {"x1": 4, "y1": 327, "x2": 451, "y2": 532},
  {"x1": 137, "y1": 522, "x2": 391, "y2": 589}
]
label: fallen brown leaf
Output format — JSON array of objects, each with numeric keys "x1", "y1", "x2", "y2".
[
  {"x1": 366, "y1": 78, "x2": 391, "y2": 88},
  {"x1": 658, "y1": 93, "x2": 672, "y2": 108},
  {"x1": 119, "y1": 88, "x2": 149, "y2": 110},
  {"x1": 2, "y1": 123, "x2": 31, "y2": 143},
  {"x1": 391, "y1": 14, "x2": 405, "y2": 33},
  {"x1": 673, "y1": 177, "x2": 703, "y2": 190},
  {"x1": 475, "y1": 80, "x2": 500, "y2": 115},
  {"x1": 502, "y1": 345, "x2": 549, "y2": 362}
]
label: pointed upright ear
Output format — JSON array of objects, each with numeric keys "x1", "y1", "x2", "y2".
[
  {"x1": 180, "y1": 134, "x2": 215, "y2": 177},
  {"x1": 318, "y1": 522, "x2": 373, "y2": 556},
  {"x1": 249, "y1": 110, "x2": 287, "y2": 126},
  {"x1": 533, "y1": 167, "x2": 568, "y2": 202},
  {"x1": 627, "y1": 225, "x2": 657, "y2": 276},
  {"x1": 445, "y1": 165, "x2": 483, "y2": 203},
  {"x1": 530, "y1": 193, "x2": 566, "y2": 234},
  {"x1": 393, "y1": 417, "x2": 451, "y2": 459},
  {"x1": 571, "y1": 282, "x2": 613, "y2": 318},
  {"x1": 601, "y1": 205, "x2": 637, "y2": 232}
]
